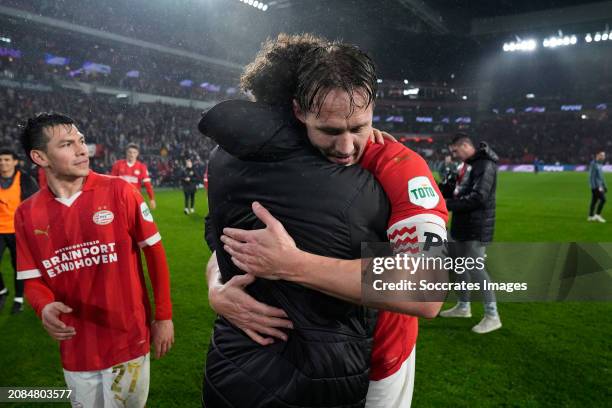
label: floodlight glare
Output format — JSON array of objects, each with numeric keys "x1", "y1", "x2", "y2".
[
  {"x1": 594, "y1": 33, "x2": 601, "y2": 41},
  {"x1": 585, "y1": 34, "x2": 593, "y2": 42}
]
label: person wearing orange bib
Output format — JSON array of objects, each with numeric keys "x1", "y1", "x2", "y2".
[{"x1": 0, "y1": 148, "x2": 38, "y2": 314}]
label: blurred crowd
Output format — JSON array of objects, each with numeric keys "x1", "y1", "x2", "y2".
[
  {"x1": 0, "y1": 24, "x2": 239, "y2": 102},
  {"x1": 0, "y1": 87, "x2": 216, "y2": 186}
]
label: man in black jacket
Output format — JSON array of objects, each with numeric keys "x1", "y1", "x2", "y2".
[
  {"x1": 0, "y1": 148, "x2": 38, "y2": 314},
  {"x1": 439, "y1": 134, "x2": 502, "y2": 334},
  {"x1": 201, "y1": 37, "x2": 391, "y2": 408}
]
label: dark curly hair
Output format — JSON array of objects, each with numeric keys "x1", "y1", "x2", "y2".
[{"x1": 240, "y1": 33, "x2": 329, "y2": 106}]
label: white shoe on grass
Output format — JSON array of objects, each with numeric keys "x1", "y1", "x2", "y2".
[
  {"x1": 594, "y1": 214, "x2": 606, "y2": 223},
  {"x1": 587, "y1": 216, "x2": 596, "y2": 222},
  {"x1": 472, "y1": 315, "x2": 502, "y2": 334},
  {"x1": 439, "y1": 304, "x2": 472, "y2": 318}
]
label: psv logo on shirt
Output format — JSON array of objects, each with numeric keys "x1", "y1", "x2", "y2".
[{"x1": 93, "y1": 210, "x2": 115, "y2": 225}]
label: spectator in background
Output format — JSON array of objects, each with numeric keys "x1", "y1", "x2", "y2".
[
  {"x1": 180, "y1": 158, "x2": 199, "y2": 214},
  {"x1": 588, "y1": 151, "x2": 607, "y2": 223},
  {"x1": 0, "y1": 148, "x2": 38, "y2": 314},
  {"x1": 440, "y1": 134, "x2": 502, "y2": 334},
  {"x1": 111, "y1": 143, "x2": 156, "y2": 209}
]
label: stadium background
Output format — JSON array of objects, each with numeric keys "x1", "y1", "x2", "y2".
[{"x1": 0, "y1": 0, "x2": 610, "y2": 406}]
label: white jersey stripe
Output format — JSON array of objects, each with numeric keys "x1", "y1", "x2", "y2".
[
  {"x1": 17, "y1": 269, "x2": 42, "y2": 280},
  {"x1": 138, "y1": 232, "x2": 161, "y2": 248}
]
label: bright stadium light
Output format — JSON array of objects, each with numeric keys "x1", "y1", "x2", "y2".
[
  {"x1": 585, "y1": 33, "x2": 593, "y2": 42},
  {"x1": 403, "y1": 79, "x2": 409, "y2": 84},
  {"x1": 543, "y1": 34, "x2": 578, "y2": 48},
  {"x1": 236, "y1": 0, "x2": 268, "y2": 11},
  {"x1": 594, "y1": 32, "x2": 601, "y2": 41},
  {"x1": 505, "y1": 38, "x2": 537, "y2": 52},
  {"x1": 603, "y1": 33, "x2": 610, "y2": 41}
]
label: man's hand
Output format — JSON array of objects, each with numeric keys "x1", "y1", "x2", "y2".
[
  {"x1": 41, "y1": 302, "x2": 76, "y2": 341},
  {"x1": 151, "y1": 319, "x2": 174, "y2": 359},
  {"x1": 149, "y1": 199, "x2": 157, "y2": 210},
  {"x1": 209, "y1": 273, "x2": 293, "y2": 345},
  {"x1": 221, "y1": 202, "x2": 300, "y2": 279},
  {"x1": 370, "y1": 128, "x2": 397, "y2": 145}
]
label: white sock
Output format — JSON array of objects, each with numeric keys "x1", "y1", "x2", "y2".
[
  {"x1": 14, "y1": 297, "x2": 23, "y2": 303},
  {"x1": 0, "y1": 288, "x2": 7, "y2": 295}
]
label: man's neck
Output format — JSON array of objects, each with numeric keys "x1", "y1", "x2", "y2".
[
  {"x1": 127, "y1": 159, "x2": 136, "y2": 166},
  {"x1": 0, "y1": 169, "x2": 15, "y2": 179},
  {"x1": 47, "y1": 173, "x2": 87, "y2": 199}
]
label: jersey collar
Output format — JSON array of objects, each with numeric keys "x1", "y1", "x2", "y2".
[{"x1": 40, "y1": 170, "x2": 99, "y2": 202}]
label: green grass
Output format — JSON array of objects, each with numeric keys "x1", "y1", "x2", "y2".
[{"x1": 0, "y1": 173, "x2": 610, "y2": 407}]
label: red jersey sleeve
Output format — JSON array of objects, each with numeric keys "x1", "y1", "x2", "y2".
[
  {"x1": 361, "y1": 142, "x2": 448, "y2": 249},
  {"x1": 120, "y1": 180, "x2": 160, "y2": 247},
  {"x1": 140, "y1": 163, "x2": 155, "y2": 200},
  {"x1": 15, "y1": 207, "x2": 43, "y2": 280}
]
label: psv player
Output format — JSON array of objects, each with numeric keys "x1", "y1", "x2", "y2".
[
  {"x1": 16, "y1": 113, "x2": 173, "y2": 407},
  {"x1": 112, "y1": 143, "x2": 156, "y2": 210}
]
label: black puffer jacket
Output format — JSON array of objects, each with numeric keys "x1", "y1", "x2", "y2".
[
  {"x1": 446, "y1": 142, "x2": 498, "y2": 243},
  {"x1": 200, "y1": 100, "x2": 389, "y2": 408}
]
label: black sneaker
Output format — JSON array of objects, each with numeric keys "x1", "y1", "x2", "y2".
[
  {"x1": 0, "y1": 291, "x2": 8, "y2": 311},
  {"x1": 11, "y1": 301, "x2": 24, "y2": 314}
]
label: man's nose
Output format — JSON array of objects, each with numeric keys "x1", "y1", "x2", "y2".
[{"x1": 335, "y1": 134, "x2": 354, "y2": 155}]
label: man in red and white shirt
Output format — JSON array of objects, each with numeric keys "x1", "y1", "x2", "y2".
[
  {"x1": 111, "y1": 143, "x2": 156, "y2": 209},
  {"x1": 17, "y1": 113, "x2": 173, "y2": 407}
]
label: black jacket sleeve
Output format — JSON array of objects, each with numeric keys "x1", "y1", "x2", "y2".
[
  {"x1": 204, "y1": 214, "x2": 217, "y2": 252},
  {"x1": 19, "y1": 171, "x2": 39, "y2": 201},
  {"x1": 198, "y1": 100, "x2": 306, "y2": 161},
  {"x1": 446, "y1": 160, "x2": 496, "y2": 213}
]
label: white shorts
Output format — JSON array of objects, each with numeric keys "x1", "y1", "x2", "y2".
[
  {"x1": 365, "y1": 347, "x2": 415, "y2": 408},
  {"x1": 63, "y1": 353, "x2": 150, "y2": 408}
]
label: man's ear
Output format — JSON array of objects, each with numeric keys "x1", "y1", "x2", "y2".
[
  {"x1": 30, "y1": 150, "x2": 48, "y2": 168},
  {"x1": 292, "y1": 99, "x2": 306, "y2": 124}
]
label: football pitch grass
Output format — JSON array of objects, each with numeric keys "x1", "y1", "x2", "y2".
[{"x1": 0, "y1": 172, "x2": 610, "y2": 407}]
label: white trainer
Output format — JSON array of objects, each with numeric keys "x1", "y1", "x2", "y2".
[
  {"x1": 439, "y1": 303, "x2": 472, "y2": 318},
  {"x1": 472, "y1": 315, "x2": 502, "y2": 334},
  {"x1": 587, "y1": 216, "x2": 596, "y2": 222},
  {"x1": 594, "y1": 214, "x2": 606, "y2": 223}
]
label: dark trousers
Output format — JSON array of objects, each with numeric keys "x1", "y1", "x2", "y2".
[
  {"x1": 589, "y1": 188, "x2": 606, "y2": 216},
  {"x1": 184, "y1": 189, "x2": 196, "y2": 209},
  {"x1": 0, "y1": 233, "x2": 22, "y2": 297}
]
